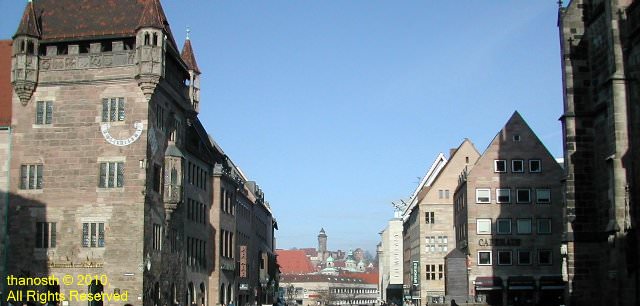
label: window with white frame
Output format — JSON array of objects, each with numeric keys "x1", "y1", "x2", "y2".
[
  {"x1": 476, "y1": 219, "x2": 492, "y2": 235},
  {"x1": 99, "y1": 162, "x2": 124, "y2": 188},
  {"x1": 476, "y1": 189, "x2": 491, "y2": 203},
  {"x1": 538, "y1": 249, "x2": 553, "y2": 265},
  {"x1": 497, "y1": 250, "x2": 512, "y2": 265},
  {"x1": 496, "y1": 188, "x2": 511, "y2": 203},
  {"x1": 516, "y1": 219, "x2": 532, "y2": 234},
  {"x1": 518, "y1": 250, "x2": 532, "y2": 265},
  {"x1": 35, "y1": 101, "x2": 53, "y2": 124},
  {"x1": 496, "y1": 219, "x2": 511, "y2": 234},
  {"x1": 478, "y1": 251, "x2": 492, "y2": 265},
  {"x1": 512, "y1": 159, "x2": 524, "y2": 173},
  {"x1": 20, "y1": 164, "x2": 43, "y2": 190},
  {"x1": 35, "y1": 222, "x2": 56, "y2": 248},
  {"x1": 536, "y1": 189, "x2": 551, "y2": 204},
  {"x1": 516, "y1": 188, "x2": 531, "y2": 203},
  {"x1": 537, "y1": 219, "x2": 551, "y2": 234},
  {"x1": 437, "y1": 236, "x2": 448, "y2": 253},
  {"x1": 494, "y1": 160, "x2": 507, "y2": 172},
  {"x1": 529, "y1": 159, "x2": 541, "y2": 172},
  {"x1": 101, "y1": 98, "x2": 125, "y2": 122},
  {"x1": 82, "y1": 222, "x2": 105, "y2": 248}
]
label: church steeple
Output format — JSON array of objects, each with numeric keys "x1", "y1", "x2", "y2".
[{"x1": 181, "y1": 29, "x2": 201, "y2": 113}]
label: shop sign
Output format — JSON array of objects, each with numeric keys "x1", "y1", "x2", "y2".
[
  {"x1": 412, "y1": 261, "x2": 419, "y2": 285},
  {"x1": 240, "y1": 284, "x2": 249, "y2": 290},
  {"x1": 478, "y1": 238, "x2": 521, "y2": 247},
  {"x1": 240, "y1": 245, "x2": 247, "y2": 277}
]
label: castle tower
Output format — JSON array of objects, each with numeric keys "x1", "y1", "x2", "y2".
[
  {"x1": 181, "y1": 30, "x2": 201, "y2": 113},
  {"x1": 318, "y1": 228, "x2": 327, "y2": 261},
  {"x1": 135, "y1": 0, "x2": 167, "y2": 100},
  {"x1": 11, "y1": 0, "x2": 40, "y2": 105}
]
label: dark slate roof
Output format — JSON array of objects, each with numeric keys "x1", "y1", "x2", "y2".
[
  {"x1": 181, "y1": 39, "x2": 200, "y2": 73},
  {"x1": 445, "y1": 248, "x2": 467, "y2": 259},
  {"x1": 14, "y1": 2, "x2": 40, "y2": 38},
  {"x1": 15, "y1": 0, "x2": 177, "y2": 49}
]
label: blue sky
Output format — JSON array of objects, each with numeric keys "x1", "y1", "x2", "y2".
[{"x1": 1, "y1": 1, "x2": 564, "y2": 254}]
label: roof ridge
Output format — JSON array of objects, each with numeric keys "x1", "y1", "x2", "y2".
[{"x1": 14, "y1": 1, "x2": 41, "y2": 38}]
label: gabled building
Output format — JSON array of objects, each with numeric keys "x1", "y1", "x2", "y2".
[
  {"x1": 401, "y1": 139, "x2": 480, "y2": 305},
  {"x1": 453, "y1": 112, "x2": 564, "y2": 306}
]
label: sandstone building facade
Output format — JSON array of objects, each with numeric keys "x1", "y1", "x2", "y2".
[
  {"x1": 5, "y1": 1, "x2": 277, "y2": 306},
  {"x1": 558, "y1": 1, "x2": 640, "y2": 305},
  {"x1": 453, "y1": 112, "x2": 564, "y2": 306},
  {"x1": 401, "y1": 139, "x2": 480, "y2": 305}
]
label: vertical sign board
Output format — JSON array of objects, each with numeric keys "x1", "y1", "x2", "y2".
[
  {"x1": 412, "y1": 261, "x2": 419, "y2": 285},
  {"x1": 240, "y1": 245, "x2": 247, "y2": 278}
]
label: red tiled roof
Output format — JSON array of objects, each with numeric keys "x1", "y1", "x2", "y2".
[
  {"x1": 276, "y1": 250, "x2": 316, "y2": 274},
  {"x1": 343, "y1": 272, "x2": 379, "y2": 285},
  {"x1": 0, "y1": 40, "x2": 11, "y2": 126},
  {"x1": 15, "y1": 0, "x2": 177, "y2": 50},
  {"x1": 181, "y1": 39, "x2": 200, "y2": 73}
]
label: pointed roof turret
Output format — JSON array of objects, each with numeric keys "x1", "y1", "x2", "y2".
[
  {"x1": 137, "y1": 0, "x2": 166, "y2": 30},
  {"x1": 181, "y1": 33, "x2": 201, "y2": 74},
  {"x1": 14, "y1": 1, "x2": 41, "y2": 38}
]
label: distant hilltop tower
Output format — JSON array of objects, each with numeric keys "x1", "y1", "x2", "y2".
[{"x1": 318, "y1": 228, "x2": 328, "y2": 262}]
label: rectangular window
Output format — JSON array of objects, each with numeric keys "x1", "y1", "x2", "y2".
[
  {"x1": 99, "y1": 162, "x2": 124, "y2": 188},
  {"x1": 425, "y1": 212, "x2": 435, "y2": 224},
  {"x1": 438, "y1": 189, "x2": 444, "y2": 199},
  {"x1": 438, "y1": 264, "x2": 444, "y2": 280},
  {"x1": 20, "y1": 164, "x2": 43, "y2": 190},
  {"x1": 537, "y1": 219, "x2": 552, "y2": 234},
  {"x1": 101, "y1": 98, "x2": 125, "y2": 122},
  {"x1": 426, "y1": 264, "x2": 436, "y2": 280},
  {"x1": 529, "y1": 159, "x2": 541, "y2": 173},
  {"x1": 153, "y1": 223, "x2": 162, "y2": 250},
  {"x1": 512, "y1": 160, "x2": 524, "y2": 172},
  {"x1": 517, "y1": 219, "x2": 532, "y2": 234},
  {"x1": 494, "y1": 160, "x2": 507, "y2": 172},
  {"x1": 35, "y1": 101, "x2": 53, "y2": 124},
  {"x1": 496, "y1": 219, "x2": 511, "y2": 234},
  {"x1": 518, "y1": 250, "x2": 532, "y2": 265},
  {"x1": 476, "y1": 189, "x2": 491, "y2": 203},
  {"x1": 516, "y1": 188, "x2": 530, "y2": 203},
  {"x1": 35, "y1": 222, "x2": 56, "y2": 248},
  {"x1": 478, "y1": 251, "x2": 492, "y2": 265},
  {"x1": 497, "y1": 250, "x2": 512, "y2": 265},
  {"x1": 82, "y1": 222, "x2": 105, "y2": 248},
  {"x1": 538, "y1": 249, "x2": 553, "y2": 265},
  {"x1": 496, "y1": 188, "x2": 511, "y2": 203},
  {"x1": 536, "y1": 189, "x2": 551, "y2": 204},
  {"x1": 476, "y1": 219, "x2": 492, "y2": 235}
]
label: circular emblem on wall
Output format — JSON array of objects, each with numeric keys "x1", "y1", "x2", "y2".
[{"x1": 100, "y1": 121, "x2": 144, "y2": 146}]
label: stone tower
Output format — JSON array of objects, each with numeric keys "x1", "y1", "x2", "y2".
[{"x1": 318, "y1": 228, "x2": 328, "y2": 261}]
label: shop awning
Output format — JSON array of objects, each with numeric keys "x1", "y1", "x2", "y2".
[
  {"x1": 474, "y1": 276, "x2": 503, "y2": 291},
  {"x1": 539, "y1": 276, "x2": 565, "y2": 290},
  {"x1": 508, "y1": 276, "x2": 536, "y2": 290}
]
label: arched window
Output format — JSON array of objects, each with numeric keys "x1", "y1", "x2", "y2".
[
  {"x1": 153, "y1": 33, "x2": 159, "y2": 46},
  {"x1": 144, "y1": 32, "x2": 150, "y2": 45},
  {"x1": 27, "y1": 41, "x2": 34, "y2": 55},
  {"x1": 200, "y1": 283, "x2": 206, "y2": 306},
  {"x1": 88, "y1": 280, "x2": 103, "y2": 306}
]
